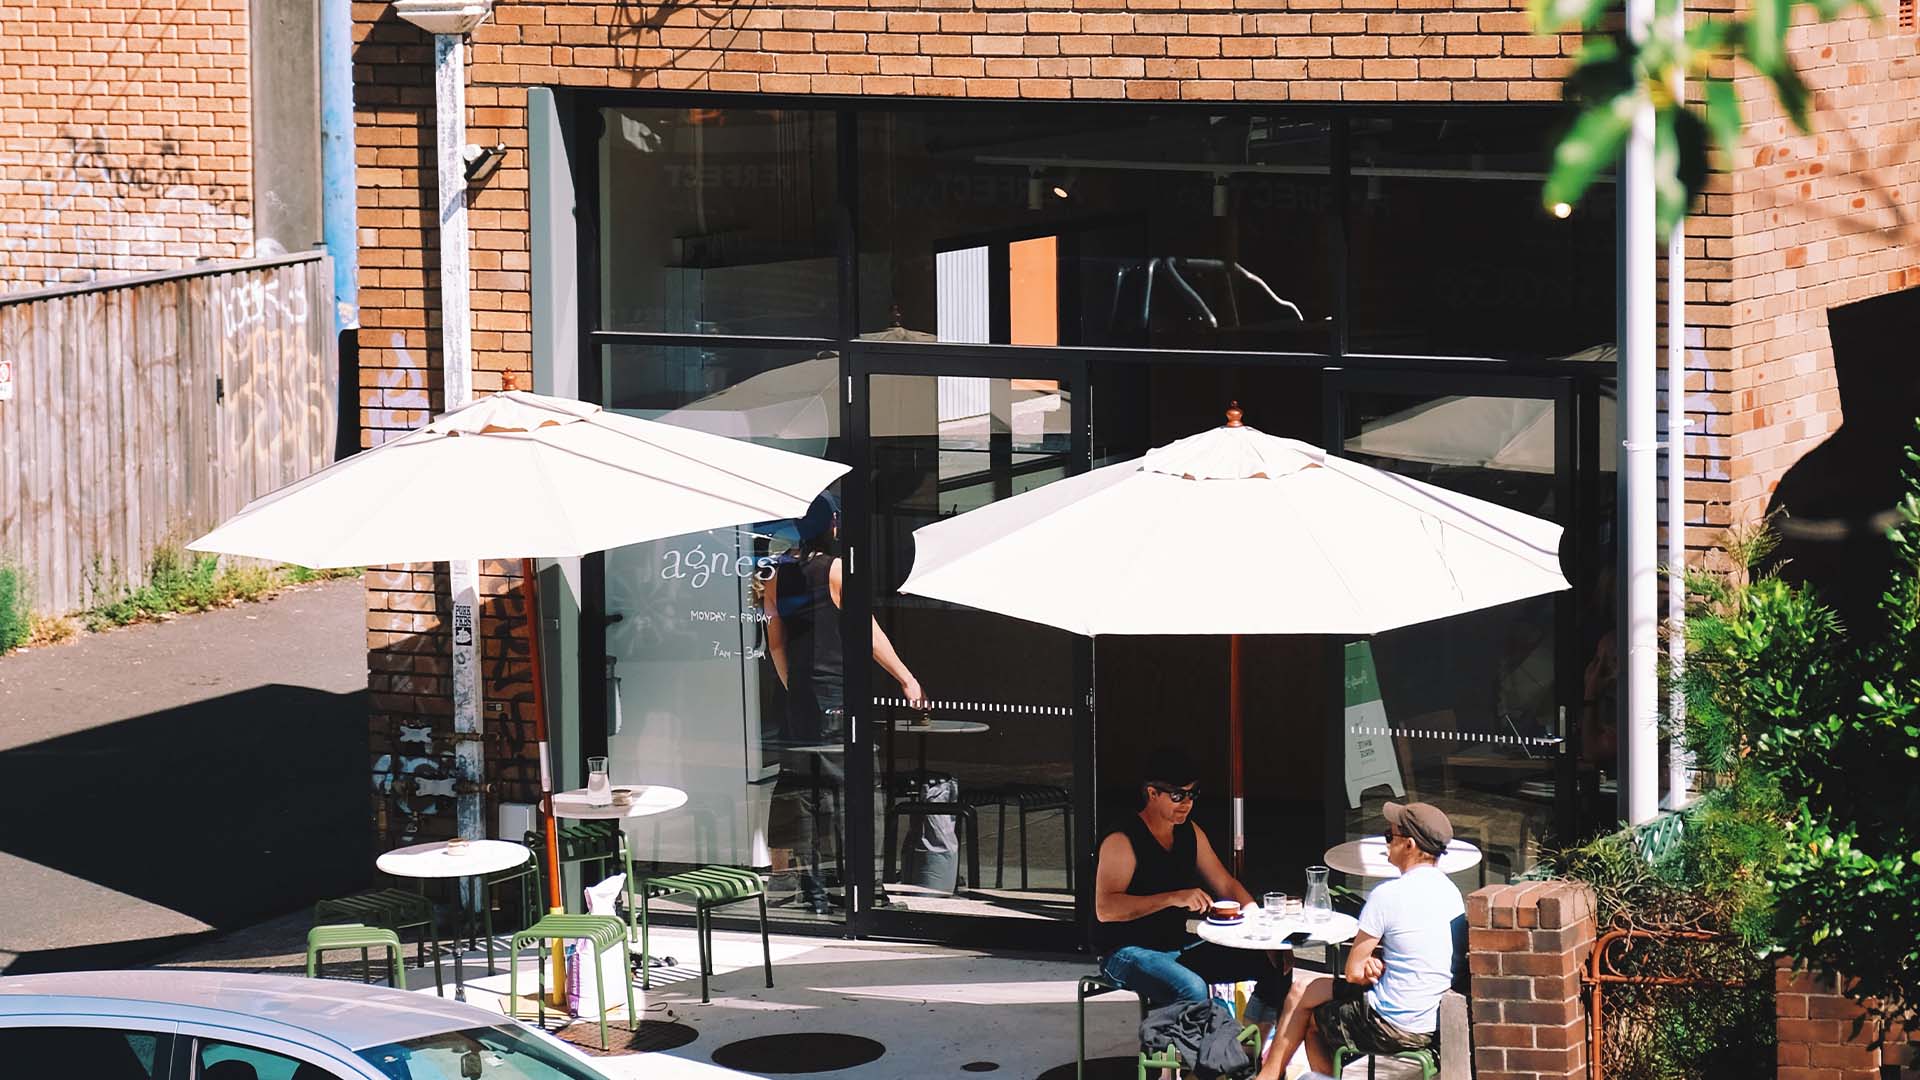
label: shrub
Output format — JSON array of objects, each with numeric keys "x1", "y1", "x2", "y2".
[
  {"x1": 0, "y1": 563, "x2": 27, "y2": 654},
  {"x1": 1677, "y1": 444, "x2": 1920, "y2": 1034}
]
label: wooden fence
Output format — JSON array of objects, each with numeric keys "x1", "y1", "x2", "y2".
[{"x1": 0, "y1": 252, "x2": 338, "y2": 614}]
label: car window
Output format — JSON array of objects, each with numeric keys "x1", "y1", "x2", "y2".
[
  {"x1": 0, "y1": 1026, "x2": 172, "y2": 1079},
  {"x1": 198, "y1": 1038, "x2": 335, "y2": 1080},
  {"x1": 357, "y1": 1025, "x2": 606, "y2": 1080}
]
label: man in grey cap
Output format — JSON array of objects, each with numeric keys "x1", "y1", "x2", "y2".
[{"x1": 1252, "y1": 802, "x2": 1467, "y2": 1080}]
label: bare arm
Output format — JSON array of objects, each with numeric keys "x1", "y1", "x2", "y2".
[
  {"x1": 1095, "y1": 832, "x2": 1211, "y2": 923},
  {"x1": 762, "y1": 571, "x2": 789, "y2": 688},
  {"x1": 1343, "y1": 930, "x2": 1384, "y2": 986},
  {"x1": 1191, "y1": 824, "x2": 1254, "y2": 908},
  {"x1": 829, "y1": 558, "x2": 925, "y2": 706}
]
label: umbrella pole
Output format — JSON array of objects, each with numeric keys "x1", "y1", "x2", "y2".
[
  {"x1": 520, "y1": 558, "x2": 569, "y2": 1009},
  {"x1": 1229, "y1": 633, "x2": 1244, "y2": 878}
]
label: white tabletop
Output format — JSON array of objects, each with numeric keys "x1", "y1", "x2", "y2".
[
  {"x1": 1323, "y1": 837, "x2": 1483, "y2": 878},
  {"x1": 1193, "y1": 909, "x2": 1361, "y2": 950},
  {"x1": 551, "y1": 784, "x2": 688, "y2": 821},
  {"x1": 377, "y1": 839, "x2": 530, "y2": 879},
  {"x1": 893, "y1": 720, "x2": 990, "y2": 734}
]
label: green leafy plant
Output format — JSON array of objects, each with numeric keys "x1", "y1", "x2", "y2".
[
  {"x1": 83, "y1": 547, "x2": 362, "y2": 631},
  {"x1": 1675, "y1": 450, "x2": 1920, "y2": 1035},
  {"x1": 0, "y1": 563, "x2": 28, "y2": 654},
  {"x1": 1532, "y1": 0, "x2": 1876, "y2": 235}
]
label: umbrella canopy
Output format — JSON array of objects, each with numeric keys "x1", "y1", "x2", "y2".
[
  {"x1": 1343, "y1": 345, "x2": 1617, "y2": 475},
  {"x1": 901, "y1": 414, "x2": 1570, "y2": 636},
  {"x1": 188, "y1": 390, "x2": 850, "y2": 568}
]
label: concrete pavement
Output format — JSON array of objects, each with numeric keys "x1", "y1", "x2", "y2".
[{"x1": 0, "y1": 578, "x2": 370, "y2": 974}]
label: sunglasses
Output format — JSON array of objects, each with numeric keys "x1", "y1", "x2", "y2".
[{"x1": 1149, "y1": 783, "x2": 1201, "y2": 804}]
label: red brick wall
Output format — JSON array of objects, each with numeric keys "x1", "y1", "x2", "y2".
[
  {"x1": 1776, "y1": 959, "x2": 1920, "y2": 1079},
  {"x1": 1466, "y1": 881, "x2": 1598, "y2": 1080},
  {"x1": 1689, "y1": 12, "x2": 1920, "y2": 541},
  {"x1": 0, "y1": 0, "x2": 255, "y2": 290}
]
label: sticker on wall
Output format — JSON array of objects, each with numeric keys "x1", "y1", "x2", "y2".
[{"x1": 0, "y1": 357, "x2": 13, "y2": 401}]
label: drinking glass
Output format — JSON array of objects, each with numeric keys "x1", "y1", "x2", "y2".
[
  {"x1": 1262, "y1": 891, "x2": 1288, "y2": 937},
  {"x1": 586, "y1": 755, "x2": 612, "y2": 807},
  {"x1": 1304, "y1": 865, "x2": 1332, "y2": 924}
]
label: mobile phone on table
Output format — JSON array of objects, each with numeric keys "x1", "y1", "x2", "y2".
[{"x1": 1283, "y1": 931, "x2": 1313, "y2": 947}]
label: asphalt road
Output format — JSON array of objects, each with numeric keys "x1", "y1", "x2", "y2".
[{"x1": 0, "y1": 578, "x2": 371, "y2": 975}]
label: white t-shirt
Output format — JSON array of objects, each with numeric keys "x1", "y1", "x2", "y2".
[{"x1": 1356, "y1": 863, "x2": 1467, "y2": 1033}]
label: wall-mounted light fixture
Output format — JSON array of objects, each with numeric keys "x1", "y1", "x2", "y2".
[
  {"x1": 463, "y1": 141, "x2": 507, "y2": 183},
  {"x1": 1212, "y1": 174, "x2": 1230, "y2": 218}
]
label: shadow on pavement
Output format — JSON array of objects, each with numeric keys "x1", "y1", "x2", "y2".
[{"x1": 0, "y1": 684, "x2": 372, "y2": 975}]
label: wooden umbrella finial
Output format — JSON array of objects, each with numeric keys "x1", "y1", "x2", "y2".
[{"x1": 1225, "y1": 401, "x2": 1244, "y2": 428}]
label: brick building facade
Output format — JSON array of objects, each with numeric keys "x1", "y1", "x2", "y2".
[
  {"x1": 349, "y1": 0, "x2": 1919, "y2": 895},
  {"x1": 0, "y1": 0, "x2": 256, "y2": 288}
]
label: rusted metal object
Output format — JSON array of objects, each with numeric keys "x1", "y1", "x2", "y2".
[{"x1": 1584, "y1": 928, "x2": 1744, "y2": 1080}]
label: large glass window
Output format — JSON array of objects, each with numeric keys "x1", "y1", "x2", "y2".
[
  {"x1": 858, "y1": 109, "x2": 1333, "y2": 352},
  {"x1": 599, "y1": 108, "x2": 838, "y2": 335},
  {"x1": 601, "y1": 344, "x2": 846, "y2": 924},
  {"x1": 1347, "y1": 115, "x2": 1615, "y2": 359}
]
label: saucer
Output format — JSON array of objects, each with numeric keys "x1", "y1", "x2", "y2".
[{"x1": 1205, "y1": 914, "x2": 1245, "y2": 926}]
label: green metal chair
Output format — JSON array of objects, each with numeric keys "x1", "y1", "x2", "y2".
[
  {"x1": 306, "y1": 924, "x2": 407, "y2": 989},
  {"x1": 1331, "y1": 1046, "x2": 1439, "y2": 1079},
  {"x1": 1076, "y1": 973, "x2": 1147, "y2": 1080},
  {"x1": 508, "y1": 913, "x2": 635, "y2": 1051},
  {"x1": 314, "y1": 888, "x2": 440, "y2": 993},
  {"x1": 1137, "y1": 1020, "x2": 1260, "y2": 1080},
  {"x1": 635, "y1": 866, "x2": 771, "y2": 1003},
  {"x1": 526, "y1": 823, "x2": 638, "y2": 942}
]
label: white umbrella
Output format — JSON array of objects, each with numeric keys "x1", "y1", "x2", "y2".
[
  {"x1": 190, "y1": 389, "x2": 847, "y2": 950},
  {"x1": 1344, "y1": 345, "x2": 1617, "y2": 475},
  {"x1": 190, "y1": 390, "x2": 849, "y2": 568},
  {"x1": 899, "y1": 406, "x2": 1570, "y2": 868}
]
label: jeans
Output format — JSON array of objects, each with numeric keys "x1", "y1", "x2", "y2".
[{"x1": 1101, "y1": 943, "x2": 1288, "y2": 1024}]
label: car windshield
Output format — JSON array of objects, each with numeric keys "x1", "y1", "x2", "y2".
[{"x1": 356, "y1": 1025, "x2": 609, "y2": 1080}]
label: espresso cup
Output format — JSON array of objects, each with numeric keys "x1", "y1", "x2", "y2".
[
  {"x1": 445, "y1": 837, "x2": 470, "y2": 855},
  {"x1": 612, "y1": 788, "x2": 635, "y2": 807},
  {"x1": 1210, "y1": 899, "x2": 1242, "y2": 921}
]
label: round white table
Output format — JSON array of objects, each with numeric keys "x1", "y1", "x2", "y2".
[
  {"x1": 1323, "y1": 837, "x2": 1484, "y2": 884},
  {"x1": 551, "y1": 784, "x2": 688, "y2": 821},
  {"x1": 882, "y1": 720, "x2": 991, "y2": 889},
  {"x1": 1193, "y1": 909, "x2": 1361, "y2": 950},
  {"x1": 376, "y1": 839, "x2": 531, "y2": 1000}
]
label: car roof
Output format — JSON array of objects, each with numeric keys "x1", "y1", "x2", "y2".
[{"x1": 0, "y1": 970, "x2": 504, "y2": 1049}]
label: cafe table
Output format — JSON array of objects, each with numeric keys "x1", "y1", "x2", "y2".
[
  {"x1": 548, "y1": 784, "x2": 690, "y2": 923},
  {"x1": 376, "y1": 838, "x2": 531, "y2": 1001},
  {"x1": 1193, "y1": 908, "x2": 1364, "y2": 994},
  {"x1": 1322, "y1": 836, "x2": 1485, "y2": 886}
]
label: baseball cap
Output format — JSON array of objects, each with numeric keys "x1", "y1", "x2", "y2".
[{"x1": 1383, "y1": 801, "x2": 1453, "y2": 856}]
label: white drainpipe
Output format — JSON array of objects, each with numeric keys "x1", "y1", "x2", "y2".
[
  {"x1": 1663, "y1": 0, "x2": 1691, "y2": 812},
  {"x1": 1621, "y1": 0, "x2": 1660, "y2": 826},
  {"x1": 393, "y1": 0, "x2": 493, "y2": 845}
]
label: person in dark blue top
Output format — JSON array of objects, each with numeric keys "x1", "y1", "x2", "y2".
[{"x1": 1094, "y1": 750, "x2": 1291, "y2": 1038}]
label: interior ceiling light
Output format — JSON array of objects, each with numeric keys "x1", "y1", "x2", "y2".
[
  {"x1": 1051, "y1": 183, "x2": 1071, "y2": 200},
  {"x1": 1552, "y1": 201, "x2": 1573, "y2": 219}
]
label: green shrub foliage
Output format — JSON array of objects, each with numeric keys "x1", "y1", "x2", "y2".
[
  {"x1": 1680, "y1": 445, "x2": 1920, "y2": 1032},
  {"x1": 0, "y1": 564, "x2": 26, "y2": 654}
]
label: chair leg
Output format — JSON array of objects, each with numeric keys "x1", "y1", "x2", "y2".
[
  {"x1": 427, "y1": 918, "x2": 444, "y2": 996},
  {"x1": 389, "y1": 943, "x2": 407, "y2": 990},
  {"x1": 307, "y1": 947, "x2": 320, "y2": 980},
  {"x1": 621, "y1": 933, "x2": 638, "y2": 1034},
  {"x1": 758, "y1": 892, "x2": 773, "y2": 988},
  {"x1": 593, "y1": 939, "x2": 610, "y2": 1052},
  {"x1": 697, "y1": 907, "x2": 711, "y2": 1004},
  {"x1": 360, "y1": 947, "x2": 371, "y2": 984},
  {"x1": 964, "y1": 808, "x2": 979, "y2": 893},
  {"x1": 640, "y1": 893, "x2": 652, "y2": 991}
]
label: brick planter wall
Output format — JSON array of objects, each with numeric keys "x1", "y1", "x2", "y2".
[
  {"x1": 1466, "y1": 881, "x2": 1597, "y2": 1080},
  {"x1": 1776, "y1": 959, "x2": 1919, "y2": 1080}
]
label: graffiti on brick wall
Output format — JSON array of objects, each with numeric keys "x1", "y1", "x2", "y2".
[
  {"x1": 0, "y1": 128, "x2": 252, "y2": 286},
  {"x1": 483, "y1": 593, "x2": 540, "y2": 803}
]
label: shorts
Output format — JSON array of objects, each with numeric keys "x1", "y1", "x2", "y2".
[{"x1": 1312, "y1": 996, "x2": 1435, "y2": 1057}]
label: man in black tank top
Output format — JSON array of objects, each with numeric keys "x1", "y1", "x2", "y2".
[{"x1": 1094, "y1": 750, "x2": 1292, "y2": 1043}]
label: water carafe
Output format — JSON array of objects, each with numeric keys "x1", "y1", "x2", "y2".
[{"x1": 1304, "y1": 865, "x2": 1332, "y2": 924}]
